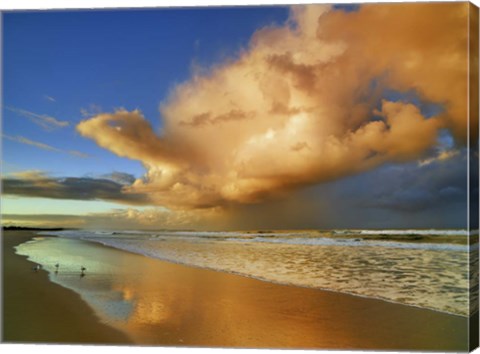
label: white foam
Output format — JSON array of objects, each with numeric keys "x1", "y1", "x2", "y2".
[
  {"x1": 336, "y1": 229, "x2": 468, "y2": 236},
  {"x1": 227, "y1": 236, "x2": 469, "y2": 251}
]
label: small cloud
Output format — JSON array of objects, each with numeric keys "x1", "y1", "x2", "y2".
[
  {"x1": 44, "y1": 95, "x2": 56, "y2": 102},
  {"x1": 68, "y1": 150, "x2": 90, "y2": 158},
  {"x1": 102, "y1": 171, "x2": 136, "y2": 185},
  {"x1": 194, "y1": 39, "x2": 201, "y2": 50},
  {"x1": 9, "y1": 170, "x2": 50, "y2": 180},
  {"x1": 3, "y1": 134, "x2": 60, "y2": 152},
  {"x1": 3, "y1": 134, "x2": 89, "y2": 158},
  {"x1": 5, "y1": 106, "x2": 69, "y2": 131},
  {"x1": 80, "y1": 104, "x2": 103, "y2": 118},
  {"x1": 418, "y1": 149, "x2": 460, "y2": 167}
]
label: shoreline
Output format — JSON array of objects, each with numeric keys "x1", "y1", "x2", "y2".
[
  {"x1": 2, "y1": 230, "x2": 132, "y2": 345},
  {"x1": 87, "y1": 236, "x2": 469, "y2": 318},
  {"x1": 4, "y1": 230, "x2": 471, "y2": 350}
]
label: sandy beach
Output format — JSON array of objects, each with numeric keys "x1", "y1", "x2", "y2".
[
  {"x1": 2, "y1": 231, "x2": 131, "y2": 345},
  {"x1": 2, "y1": 230, "x2": 471, "y2": 350}
]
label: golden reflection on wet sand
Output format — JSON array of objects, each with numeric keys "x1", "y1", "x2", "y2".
[{"x1": 17, "y1": 237, "x2": 468, "y2": 350}]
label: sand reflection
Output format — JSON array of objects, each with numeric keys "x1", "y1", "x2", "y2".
[{"x1": 16, "y1": 236, "x2": 468, "y2": 350}]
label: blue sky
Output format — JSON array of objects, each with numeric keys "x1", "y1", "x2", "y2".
[{"x1": 2, "y1": 6, "x2": 288, "y2": 177}]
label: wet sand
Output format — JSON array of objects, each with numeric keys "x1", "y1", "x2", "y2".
[
  {"x1": 2, "y1": 230, "x2": 470, "y2": 350},
  {"x1": 2, "y1": 231, "x2": 131, "y2": 344}
]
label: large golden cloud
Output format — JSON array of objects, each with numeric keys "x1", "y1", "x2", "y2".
[{"x1": 77, "y1": 3, "x2": 471, "y2": 210}]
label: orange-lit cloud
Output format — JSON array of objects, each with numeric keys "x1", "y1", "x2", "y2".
[{"x1": 76, "y1": 3, "x2": 471, "y2": 211}]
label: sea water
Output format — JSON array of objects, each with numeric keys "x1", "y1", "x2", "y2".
[{"x1": 17, "y1": 229, "x2": 478, "y2": 317}]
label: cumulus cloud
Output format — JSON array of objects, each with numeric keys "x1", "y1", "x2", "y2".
[
  {"x1": 76, "y1": 3, "x2": 472, "y2": 211},
  {"x1": 77, "y1": 110, "x2": 172, "y2": 165}
]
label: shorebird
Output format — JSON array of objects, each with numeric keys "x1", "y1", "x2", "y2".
[
  {"x1": 80, "y1": 266, "x2": 86, "y2": 276},
  {"x1": 55, "y1": 263, "x2": 60, "y2": 273},
  {"x1": 32, "y1": 265, "x2": 40, "y2": 272}
]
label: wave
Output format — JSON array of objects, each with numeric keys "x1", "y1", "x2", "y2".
[
  {"x1": 39, "y1": 229, "x2": 472, "y2": 252},
  {"x1": 35, "y1": 228, "x2": 473, "y2": 317},
  {"x1": 40, "y1": 228, "x2": 470, "y2": 238},
  {"x1": 333, "y1": 229, "x2": 468, "y2": 236},
  {"x1": 226, "y1": 236, "x2": 470, "y2": 251}
]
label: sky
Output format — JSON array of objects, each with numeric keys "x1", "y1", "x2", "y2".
[{"x1": 1, "y1": 2, "x2": 478, "y2": 230}]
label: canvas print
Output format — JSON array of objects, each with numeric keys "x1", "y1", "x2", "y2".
[{"x1": 1, "y1": 1, "x2": 479, "y2": 351}]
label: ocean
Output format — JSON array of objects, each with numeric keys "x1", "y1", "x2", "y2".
[{"x1": 16, "y1": 229, "x2": 478, "y2": 318}]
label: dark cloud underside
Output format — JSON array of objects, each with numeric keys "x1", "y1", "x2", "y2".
[{"x1": 3, "y1": 176, "x2": 148, "y2": 204}]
